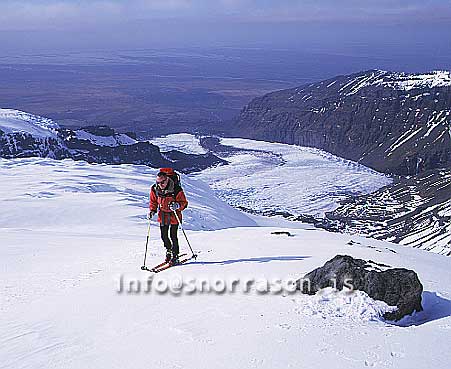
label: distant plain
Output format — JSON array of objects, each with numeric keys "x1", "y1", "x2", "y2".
[{"x1": 1, "y1": 48, "x2": 450, "y2": 138}]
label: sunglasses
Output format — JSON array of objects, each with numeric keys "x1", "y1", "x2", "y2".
[{"x1": 156, "y1": 178, "x2": 168, "y2": 185}]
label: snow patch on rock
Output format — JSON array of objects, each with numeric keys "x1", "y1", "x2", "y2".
[
  {"x1": 74, "y1": 130, "x2": 137, "y2": 147},
  {"x1": 337, "y1": 70, "x2": 451, "y2": 96}
]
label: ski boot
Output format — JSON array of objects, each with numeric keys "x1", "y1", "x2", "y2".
[
  {"x1": 165, "y1": 250, "x2": 172, "y2": 263},
  {"x1": 170, "y1": 254, "x2": 180, "y2": 266}
]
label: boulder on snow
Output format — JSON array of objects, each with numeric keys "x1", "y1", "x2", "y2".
[{"x1": 296, "y1": 255, "x2": 423, "y2": 321}]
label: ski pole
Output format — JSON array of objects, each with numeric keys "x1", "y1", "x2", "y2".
[
  {"x1": 172, "y1": 210, "x2": 197, "y2": 259},
  {"x1": 141, "y1": 220, "x2": 152, "y2": 270}
]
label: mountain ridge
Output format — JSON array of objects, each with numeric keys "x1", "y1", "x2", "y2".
[
  {"x1": 231, "y1": 69, "x2": 451, "y2": 176},
  {"x1": 0, "y1": 108, "x2": 225, "y2": 173}
]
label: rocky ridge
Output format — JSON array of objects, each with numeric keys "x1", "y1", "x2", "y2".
[{"x1": 0, "y1": 109, "x2": 225, "y2": 173}]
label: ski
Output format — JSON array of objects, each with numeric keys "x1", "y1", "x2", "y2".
[
  {"x1": 142, "y1": 253, "x2": 187, "y2": 272},
  {"x1": 152, "y1": 255, "x2": 194, "y2": 273}
]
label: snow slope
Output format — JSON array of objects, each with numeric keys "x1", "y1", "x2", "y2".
[
  {"x1": 1, "y1": 158, "x2": 450, "y2": 369},
  {"x1": 0, "y1": 158, "x2": 255, "y2": 233}
]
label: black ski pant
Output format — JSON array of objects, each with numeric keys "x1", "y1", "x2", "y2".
[{"x1": 160, "y1": 224, "x2": 179, "y2": 256}]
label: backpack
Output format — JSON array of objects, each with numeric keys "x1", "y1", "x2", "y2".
[{"x1": 152, "y1": 168, "x2": 183, "y2": 200}]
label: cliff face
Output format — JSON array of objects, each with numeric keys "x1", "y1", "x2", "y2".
[{"x1": 233, "y1": 70, "x2": 451, "y2": 175}]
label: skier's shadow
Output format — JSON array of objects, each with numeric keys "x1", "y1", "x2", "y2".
[{"x1": 191, "y1": 255, "x2": 311, "y2": 266}]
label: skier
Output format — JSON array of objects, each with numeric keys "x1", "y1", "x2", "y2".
[{"x1": 148, "y1": 168, "x2": 188, "y2": 265}]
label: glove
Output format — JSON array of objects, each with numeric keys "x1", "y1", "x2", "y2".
[
  {"x1": 169, "y1": 202, "x2": 180, "y2": 211},
  {"x1": 147, "y1": 210, "x2": 156, "y2": 220}
]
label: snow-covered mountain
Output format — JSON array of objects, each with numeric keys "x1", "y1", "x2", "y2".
[
  {"x1": 226, "y1": 70, "x2": 451, "y2": 255},
  {"x1": 231, "y1": 69, "x2": 451, "y2": 176},
  {"x1": 0, "y1": 109, "x2": 225, "y2": 172},
  {"x1": 338, "y1": 70, "x2": 451, "y2": 93},
  {"x1": 0, "y1": 109, "x2": 68, "y2": 159},
  {"x1": 1, "y1": 157, "x2": 450, "y2": 369}
]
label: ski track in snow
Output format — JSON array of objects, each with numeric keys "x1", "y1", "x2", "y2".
[{"x1": 0, "y1": 157, "x2": 450, "y2": 369}]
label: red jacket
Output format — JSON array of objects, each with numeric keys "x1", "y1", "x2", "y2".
[{"x1": 149, "y1": 179, "x2": 188, "y2": 225}]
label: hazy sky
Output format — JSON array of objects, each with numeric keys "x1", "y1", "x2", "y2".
[{"x1": 0, "y1": 0, "x2": 450, "y2": 56}]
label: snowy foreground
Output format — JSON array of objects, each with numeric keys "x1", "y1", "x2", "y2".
[{"x1": 1, "y1": 158, "x2": 451, "y2": 369}]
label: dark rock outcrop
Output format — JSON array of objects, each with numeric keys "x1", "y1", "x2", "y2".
[
  {"x1": 80, "y1": 125, "x2": 116, "y2": 137},
  {"x1": 297, "y1": 255, "x2": 423, "y2": 321},
  {"x1": 0, "y1": 131, "x2": 70, "y2": 159}
]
